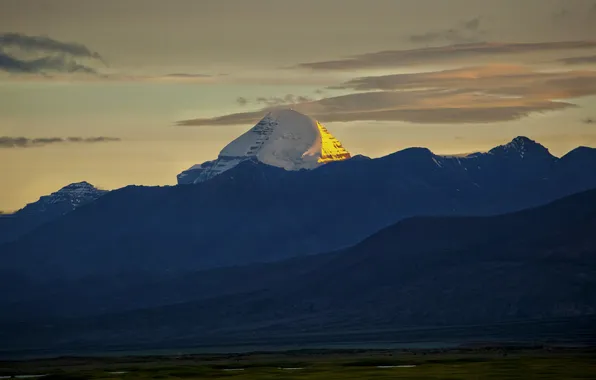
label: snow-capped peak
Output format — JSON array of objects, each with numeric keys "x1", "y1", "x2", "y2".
[
  {"x1": 178, "y1": 109, "x2": 351, "y2": 184},
  {"x1": 16, "y1": 181, "x2": 107, "y2": 216}
]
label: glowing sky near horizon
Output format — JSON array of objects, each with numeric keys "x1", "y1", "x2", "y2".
[{"x1": 1, "y1": 0, "x2": 596, "y2": 211}]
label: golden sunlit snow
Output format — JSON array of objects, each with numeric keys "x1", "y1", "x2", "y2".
[{"x1": 316, "y1": 121, "x2": 352, "y2": 163}]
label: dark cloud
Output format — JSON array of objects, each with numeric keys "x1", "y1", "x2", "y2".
[
  {"x1": 255, "y1": 94, "x2": 313, "y2": 106},
  {"x1": 0, "y1": 33, "x2": 104, "y2": 75},
  {"x1": 178, "y1": 63, "x2": 596, "y2": 126},
  {"x1": 0, "y1": 51, "x2": 97, "y2": 74},
  {"x1": 0, "y1": 136, "x2": 121, "y2": 148},
  {"x1": 235, "y1": 94, "x2": 314, "y2": 107},
  {"x1": 296, "y1": 41, "x2": 596, "y2": 71},
  {"x1": 164, "y1": 73, "x2": 212, "y2": 78},
  {"x1": 552, "y1": 8, "x2": 569, "y2": 21},
  {"x1": 0, "y1": 33, "x2": 104, "y2": 61},
  {"x1": 409, "y1": 17, "x2": 486, "y2": 44},
  {"x1": 464, "y1": 18, "x2": 481, "y2": 31},
  {"x1": 559, "y1": 55, "x2": 596, "y2": 64}
]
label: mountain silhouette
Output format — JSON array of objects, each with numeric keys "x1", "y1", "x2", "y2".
[
  {"x1": 2, "y1": 137, "x2": 596, "y2": 281},
  {"x1": 3, "y1": 188, "x2": 595, "y2": 354}
]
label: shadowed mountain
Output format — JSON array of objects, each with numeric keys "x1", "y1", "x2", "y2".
[
  {"x1": 0, "y1": 182, "x2": 106, "y2": 244},
  {"x1": 3, "y1": 188, "x2": 595, "y2": 355},
  {"x1": 2, "y1": 137, "x2": 596, "y2": 282}
]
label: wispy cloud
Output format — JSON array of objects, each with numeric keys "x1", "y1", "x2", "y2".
[
  {"x1": 333, "y1": 64, "x2": 596, "y2": 95},
  {"x1": 0, "y1": 51, "x2": 98, "y2": 74},
  {"x1": 255, "y1": 94, "x2": 314, "y2": 106},
  {"x1": 0, "y1": 136, "x2": 121, "y2": 148},
  {"x1": 235, "y1": 94, "x2": 315, "y2": 107},
  {"x1": 559, "y1": 55, "x2": 596, "y2": 64},
  {"x1": 163, "y1": 73, "x2": 212, "y2": 78},
  {"x1": 296, "y1": 41, "x2": 596, "y2": 71},
  {"x1": 0, "y1": 33, "x2": 104, "y2": 75},
  {"x1": 0, "y1": 33, "x2": 104, "y2": 61},
  {"x1": 552, "y1": 8, "x2": 570, "y2": 22},
  {"x1": 178, "y1": 64, "x2": 596, "y2": 126},
  {"x1": 409, "y1": 17, "x2": 487, "y2": 44}
]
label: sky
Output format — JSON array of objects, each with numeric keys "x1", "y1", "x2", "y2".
[{"x1": 1, "y1": 0, "x2": 596, "y2": 211}]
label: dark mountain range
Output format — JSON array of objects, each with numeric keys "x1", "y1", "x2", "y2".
[
  {"x1": 2, "y1": 137, "x2": 596, "y2": 281},
  {"x1": 0, "y1": 182, "x2": 106, "y2": 244},
  {"x1": 3, "y1": 188, "x2": 595, "y2": 355}
]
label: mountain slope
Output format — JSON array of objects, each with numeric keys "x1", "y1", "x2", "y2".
[
  {"x1": 4, "y1": 189, "x2": 595, "y2": 353},
  {"x1": 129, "y1": 188, "x2": 596, "y2": 332},
  {"x1": 2, "y1": 138, "x2": 596, "y2": 280},
  {"x1": 0, "y1": 182, "x2": 106, "y2": 244}
]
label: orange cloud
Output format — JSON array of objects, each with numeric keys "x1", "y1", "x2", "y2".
[{"x1": 178, "y1": 64, "x2": 596, "y2": 126}]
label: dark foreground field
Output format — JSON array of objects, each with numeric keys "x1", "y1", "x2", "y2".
[{"x1": 1, "y1": 347, "x2": 595, "y2": 379}]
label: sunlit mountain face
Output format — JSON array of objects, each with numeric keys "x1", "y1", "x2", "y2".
[
  {"x1": 177, "y1": 109, "x2": 351, "y2": 184},
  {"x1": 316, "y1": 121, "x2": 351, "y2": 163}
]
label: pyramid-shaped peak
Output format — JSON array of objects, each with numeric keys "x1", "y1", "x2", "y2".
[
  {"x1": 61, "y1": 181, "x2": 96, "y2": 190},
  {"x1": 489, "y1": 136, "x2": 553, "y2": 159},
  {"x1": 178, "y1": 110, "x2": 351, "y2": 184},
  {"x1": 57, "y1": 181, "x2": 102, "y2": 194}
]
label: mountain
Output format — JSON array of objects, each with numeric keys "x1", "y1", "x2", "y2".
[
  {"x1": 4, "y1": 189, "x2": 595, "y2": 353},
  {"x1": 2, "y1": 137, "x2": 596, "y2": 281},
  {"x1": 177, "y1": 109, "x2": 351, "y2": 184},
  {"x1": 0, "y1": 182, "x2": 106, "y2": 244}
]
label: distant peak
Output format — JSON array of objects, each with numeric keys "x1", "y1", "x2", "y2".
[
  {"x1": 397, "y1": 147, "x2": 434, "y2": 156},
  {"x1": 561, "y1": 146, "x2": 596, "y2": 161},
  {"x1": 505, "y1": 136, "x2": 546, "y2": 150},
  {"x1": 59, "y1": 181, "x2": 97, "y2": 191},
  {"x1": 489, "y1": 136, "x2": 553, "y2": 159}
]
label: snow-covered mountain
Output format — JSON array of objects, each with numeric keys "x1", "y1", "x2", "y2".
[
  {"x1": 16, "y1": 181, "x2": 107, "y2": 217},
  {"x1": 0, "y1": 182, "x2": 106, "y2": 244},
  {"x1": 177, "y1": 109, "x2": 351, "y2": 184}
]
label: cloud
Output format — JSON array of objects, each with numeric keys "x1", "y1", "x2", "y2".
[
  {"x1": 164, "y1": 73, "x2": 212, "y2": 78},
  {"x1": 583, "y1": 117, "x2": 595, "y2": 124},
  {"x1": 178, "y1": 64, "x2": 596, "y2": 126},
  {"x1": 409, "y1": 17, "x2": 486, "y2": 44},
  {"x1": 333, "y1": 64, "x2": 596, "y2": 96},
  {"x1": 255, "y1": 94, "x2": 314, "y2": 106},
  {"x1": 552, "y1": 8, "x2": 569, "y2": 21},
  {"x1": 235, "y1": 94, "x2": 314, "y2": 107},
  {"x1": 295, "y1": 41, "x2": 596, "y2": 71},
  {"x1": 0, "y1": 33, "x2": 105, "y2": 75},
  {"x1": 178, "y1": 95, "x2": 572, "y2": 126},
  {"x1": 0, "y1": 33, "x2": 104, "y2": 61},
  {"x1": 0, "y1": 51, "x2": 98, "y2": 74},
  {"x1": 0, "y1": 136, "x2": 121, "y2": 148},
  {"x1": 464, "y1": 18, "x2": 481, "y2": 31},
  {"x1": 559, "y1": 55, "x2": 596, "y2": 64}
]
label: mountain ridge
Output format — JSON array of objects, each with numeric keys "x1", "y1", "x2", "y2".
[
  {"x1": 2, "y1": 137, "x2": 596, "y2": 281},
  {"x1": 3, "y1": 188, "x2": 595, "y2": 353}
]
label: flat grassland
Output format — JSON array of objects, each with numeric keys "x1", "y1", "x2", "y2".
[{"x1": 1, "y1": 347, "x2": 595, "y2": 379}]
